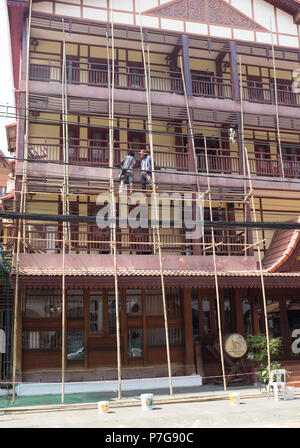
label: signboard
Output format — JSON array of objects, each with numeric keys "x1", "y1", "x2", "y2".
[{"x1": 224, "y1": 333, "x2": 247, "y2": 359}]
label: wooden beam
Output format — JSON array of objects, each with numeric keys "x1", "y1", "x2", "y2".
[
  {"x1": 181, "y1": 35, "x2": 192, "y2": 97},
  {"x1": 183, "y1": 288, "x2": 194, "y2": 367},
  {"x1": 229, "y1": 41, "x2": 240, "y2": 101}
]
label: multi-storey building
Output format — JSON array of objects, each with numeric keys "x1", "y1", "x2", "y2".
[{"x1": 4, "y1": 0, "x2": 300, "y2": 386}]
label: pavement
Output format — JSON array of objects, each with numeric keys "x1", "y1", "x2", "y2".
[
  {"x1": 0, "y1": 395, "x2": 300, "y2": 428},
  {"x1": 0, "y1": 384, "x2": 300, "y2": 428}
]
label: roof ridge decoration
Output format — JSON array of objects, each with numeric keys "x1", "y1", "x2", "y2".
[{"x1": 144, "y1": 0, "x2": 267, "y2": 31}]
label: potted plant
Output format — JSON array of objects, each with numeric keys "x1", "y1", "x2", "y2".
[{"x1": 247, "y1": 334, "x2": 282, "y2": 385}]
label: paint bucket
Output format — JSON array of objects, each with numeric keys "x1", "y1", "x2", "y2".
[
  {"x1": 284, "y1": 387, "x2": 295, "y2": 401},
  {"x1": 140, "y1": 393, "x2": 154, "y2": 411},
  {"x1": 229, "y1": 392, "x2": 240, "y2": 405},
  {"x1": 98, "y1": 401, "x2": 109, "y2": 414}
]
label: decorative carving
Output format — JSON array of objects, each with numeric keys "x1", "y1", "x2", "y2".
[{"x1": 146, "y1": 0, "x2": 266, "y2": 30}]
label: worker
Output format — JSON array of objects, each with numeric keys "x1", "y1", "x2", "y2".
[
  {"x1": 119, "y1": 150, "x2": 136, "y2": 194},
  {"x1": 139, "y1": 149, "x2": 152, "y2": 190}
]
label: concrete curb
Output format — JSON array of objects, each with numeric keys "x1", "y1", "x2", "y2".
[{"x1": 2, "y1": 390, "x2": 300, "y2": 414}]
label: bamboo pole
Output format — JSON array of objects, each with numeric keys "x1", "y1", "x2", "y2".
[
  {"x1": 139, "y1": 1, "x2": 173, "y2": 396},
  {"x1": 270, "y1": 20, "x2": 284, "y2": 178},
  {"x1": 107, "y1": 2, "x2": 122, "y2": 400},
  {"x1": 12, "y1": 0, "x2": 33, "y2": 404}
]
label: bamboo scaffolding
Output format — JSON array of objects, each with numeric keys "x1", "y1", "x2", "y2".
[
  {"x1": 139, "y1": 1, "x2": 173, "y2": 396},
  {"x1": 204, "y1": 136, "x2": 227, "y2": 392},
  {"x1": 11, "y1": 0, "x2": 33, "y2": 404},
  {"x1": 107, "y1": 3, "x2": 122, "y2": 401},
  {"x1": 179, "y1": 54, "x2": 227, "y2": 389},
  {"x1": 61, "y1": 19, "x2": 70, "y2": 404},
  {"x1": 244, "y1": 146, "x2": 272, "y2": 381}
]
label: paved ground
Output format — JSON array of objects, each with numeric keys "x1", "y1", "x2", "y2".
[{"x1": 1, "y1": 394, "x2": 300, "y2": 428}]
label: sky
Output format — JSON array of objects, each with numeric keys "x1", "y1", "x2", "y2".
[{"x1": 0, "y1": 0, "x2": 14, "y2": 156}]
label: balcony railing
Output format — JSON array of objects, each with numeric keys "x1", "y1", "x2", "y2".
[
  {"x1": 28, "y1": 137, "x2": 190, "y2": 172},
  {"x1": 29, "y1": 59, "x2": 184, "y2": 94},
  {"x1": 192, "y1": 75, "x2": 232, "y2": 99},
  {"x1": 27, "y1": 138, "x2": 300, "y2": 179},
  {"x1": 242, "y1": 80, "x2": 300, "y2": 107},
  {"x1": 25, "y1": 223, "x2": 246, "y2": 256}
]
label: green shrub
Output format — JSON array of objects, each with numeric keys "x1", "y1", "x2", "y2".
[{"x1": 247, "y1": 334, "x2": 282, "y2": 382}]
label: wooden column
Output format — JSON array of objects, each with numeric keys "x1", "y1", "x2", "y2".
[
  {"x1": 229, "y1": 40, "x2": 240, "y2": 101},
  {"x1": 181, "y1": 35, "x2": 192, "y2": 97},
  {"x1": 15, "y1": 288, "x2": 23, "y2": 381},
  {"x1": 234, "y1": 289, "x2": 245, "y2": 335},
  {"x1": 279, "y1": 297, "x2": 290, "y2": 358},
  {"x1": 250, "y1": 291, "x2": 261, "y2": 334},
  {"x1": 83, "y1": 288, "x2": 89, "y2": 369},
  {"x1": 122, "y1": 289, "x2": 128, "y2": 367},
  {"x1": 183, "y1": 288, "x2": 194, "y2": 367}
]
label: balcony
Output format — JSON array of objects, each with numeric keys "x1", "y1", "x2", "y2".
[
  {"x1": 27, "y1": 137, "x2": 300, "y2": 179},
  {"x1": 29, "y1": 59, "x2": 184, "y2": 95},
  {"x1": 242, "y1": 80, "x2": 300, "y2": 107},
  {"x1": 28, "y1": 137, "x2": 191, "y2": 172},
  {"x1": 29, "y1": 59, "x2": 232, "y2": 100},
  {"x1": 26, "y1": 223, "x2": 246, "y2": 257}
]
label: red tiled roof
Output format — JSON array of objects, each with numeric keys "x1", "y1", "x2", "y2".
[
  {"x1": 17, "y1": 267, "x2": 300, "y2": 278},
  {"x1": 263, "y1": 217, "x2": 300, "y2": 272}
]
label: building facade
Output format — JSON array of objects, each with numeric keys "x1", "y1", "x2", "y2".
[{"x1": 4, "y1": 0, "x2": 300, "y2": 385}]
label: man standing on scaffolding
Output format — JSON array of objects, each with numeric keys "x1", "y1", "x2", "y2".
[
  {"x1": 139, "y1": 149, "x2": 152, "y2": 190},
  {"x1": 119, "y1": 150, "x2": 136, "y2": 194}
]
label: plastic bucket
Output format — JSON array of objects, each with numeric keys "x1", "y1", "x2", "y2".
[
  {"x1": 140, "y1": 393, "x2": 154, "y2": 411},
  {"x1": 229, "y1": 392, "x2": 240, "y2": 405},
  {"x1": 98, "y1": 401, "x2": 109, "y2": 414},
  {"x1": 284, "y1": 387, "x2": 295, "y2": 401}
]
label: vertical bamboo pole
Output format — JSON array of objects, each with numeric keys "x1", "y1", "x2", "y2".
[
  {"x1": 107, "y1": 2, "x2": 122, "y2": 400},
  {"x1": 139, "y1": 2, "x2": 173, "y2": 395},
  {"x1": 270, "y1": 20, "x2": 284, "y2": 178},
  {"x1": 12, "y1": 0, "x2": 32, "y2": 404}
]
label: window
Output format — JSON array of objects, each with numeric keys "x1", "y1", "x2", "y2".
[
  {"x1": 24, "y1": 291, "x2": 62, "y2": 318},
  {"x1": 89, "y1": 292, "x2": 103, "y2": 335},
  {"x1": 128, "y1": 328, "x2": 143, "y2": 358},
  {"x1": 67, "y1": 289, "x2": 84, "y2": 320},
  {"x1": 126, "y1": 289, "x2": 142, "y2": 317},
  {"x1": 89, "y1": 61, "x2": 108, "y2": 86},
  {"x1": 145, "y1": 289, "x2": 182, "y2": 317},
  {"x1": 108, "y1": 291, "x2": 122, "y2": 334},
  {"x1": 67, "y1": 331, "x2": 84, "y2": 360},
  {"x1": 128, "y1": 66, "x2": 144, "y2": 89},
  {"x1": 146, "y1": 328, "x2": 184, "y2": 346},
  {"x1": 22, "y1": 331, "x2": 62, "y2": 350}
]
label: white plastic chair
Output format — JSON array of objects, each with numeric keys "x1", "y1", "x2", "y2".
[{"x1": 267, "y1": 369, "x2": 286, "y2": 400}]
